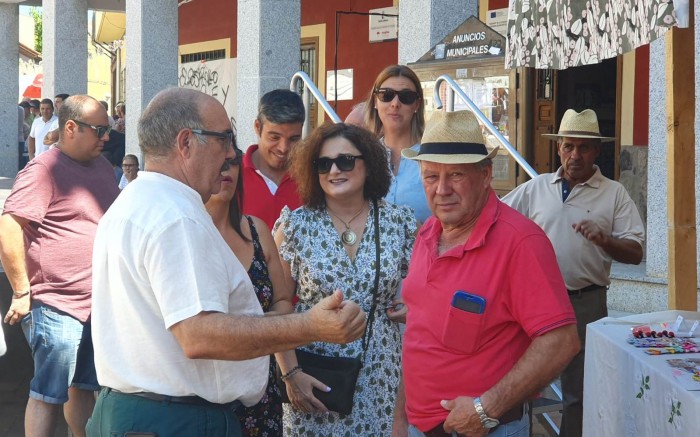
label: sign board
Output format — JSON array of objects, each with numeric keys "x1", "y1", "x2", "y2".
[
  {"x1": 486, "y1": 8, "x2": 508, "y2": 36},
  {"x1": 369, "y1": 6, "x2": 398, "y2": 42},
  {"x1": 418, "y1": 16, "x2": 506, "y2": 63},
  {"x1": 179, "y1": 58, "x2": 238, "y2": 132},
  {"x1": 327, "y1": 69, "x2": 354, "y2": 101}
]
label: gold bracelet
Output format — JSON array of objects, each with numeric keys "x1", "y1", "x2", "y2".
[{"x1": 12, "y1": 290, "x2": 30, "y2": 299}]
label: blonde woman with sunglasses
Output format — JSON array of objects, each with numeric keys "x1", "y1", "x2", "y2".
[{"x1": 364, "y1": 65, "x2": 430, "y2": 226}]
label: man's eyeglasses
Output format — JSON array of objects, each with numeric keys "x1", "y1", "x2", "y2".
[
  {"x1": 374, "y1": 88, "x2": 420, "y2": 105},
  {"x1": 72, "y1": 120, "x2": 112, "y2": 138},
  {"x1": 313, "y1": 154, "x2": 364, "y2": 174},
  {"x1": 191, "y1": 129, "x2": 234, "y2": 149}
]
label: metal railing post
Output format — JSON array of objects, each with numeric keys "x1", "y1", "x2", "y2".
[
  {"x1": 290, "y1": 71, "x2": 342, "y2": 137},
  {"x1": 434, "y1": 75, "x2": 537, "y2": 179}
]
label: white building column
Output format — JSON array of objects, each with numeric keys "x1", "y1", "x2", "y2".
[
  {"x1": 398, "y1": 0, "x2": 478, "y2": 65},
  {"x1": 647, "y1": 7, "x2": 700, "y2": 286},
  {"x1": 646, "y1": 38, "x2": 668, "y2": 279},
  {"x1": 0, "y1": 3, "x2": 19, "y2": 178},
  {"x1": 43, "y1": 0, "x2": 88, "y2": 98},
  {"x1": 125, "y1": 0, "x2": 178, "y2": 157},
  {"x1": 236, "y1": 0, "x2": 300, "y2": 149}
]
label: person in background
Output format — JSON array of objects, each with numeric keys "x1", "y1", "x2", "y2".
[
  {"x1": 18, "y1": 103, "x2": 27, "y2": 170},
  {"x1": 205, "y1": 145, "x2": 292, "y2": 436},
  {"x1": 0, "y1": 95, "x2": 119, "y2": 437},
  {"x1": 88, "y1": 88, "x2": 367, "y2": 437},
  {"x1": 344, "y1": 102, "x2": 367, "y2": 128},
  {"x1": 501, "y1": 108, "x2": 645, "y2": 437},
  {"x1": 43, "y1": 94, "x2": 71, "y2": 149},
  {"x1": 364, "y1": 64, "x2": 430, "y2": 225},
  {"x1": 28, "y1": 98, "x2": 57, "y2": 160},
  {"x1": 99, "y1": 100, "x2": 116, "y2": 127},
  {"x1": 242, "y1": 89, "x2": 305, "y2": 229},
  {"x1": 274, "y1": 123, "x2": 416, "y2": 436},
  {"x1": 114, "y1": 103, "x2": 125, "y2": 133},
  {"x1": 395, "y1": 110, "x2": 579, "y2": 437},
  {"x1": 29, "y1": 99, "x2": 41, "y2": 123},
  {"x1": 118, "y1": 154, "x2": 139, "y2": 190}
]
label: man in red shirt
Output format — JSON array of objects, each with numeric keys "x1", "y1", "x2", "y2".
[
  {"x1": 242, "y1": 89, "x2": 304, "y2": 228},
  {"x1": 393, "y1": 110, "x2": 579, "y2": 437}
]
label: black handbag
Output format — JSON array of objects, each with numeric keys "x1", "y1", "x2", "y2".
[{"x1": 276, "y1": 199, "x2": 381, "y2": 415}]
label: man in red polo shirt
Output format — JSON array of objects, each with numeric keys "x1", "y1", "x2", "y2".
[
  {"x1": 242, "y1": 89, "x2": 304, "y2": 228},
  {"x1": 393, "y1": 110, "x2": 580, "y2": 437}
]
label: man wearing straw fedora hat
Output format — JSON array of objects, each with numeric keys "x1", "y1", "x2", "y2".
[
  {"x1": 395, "y1": 110, "x2": 579, "y2": 437},
  {"x1": 502, "y1": 108, "x2": 645, "y2": 437}
]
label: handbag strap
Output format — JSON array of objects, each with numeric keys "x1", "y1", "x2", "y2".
[{"x1": 360, "y1": 198, "x2": 381, "y2": 362}]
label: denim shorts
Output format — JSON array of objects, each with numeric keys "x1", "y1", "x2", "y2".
[{"x1": 21, "y1": 303, "x2": 99, "y2": 404}]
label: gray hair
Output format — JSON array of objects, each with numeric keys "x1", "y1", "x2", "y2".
[
  {"x1": 58, "y1": 95, "x2": 99, "y2": 138},
  {"x1": 138, "y1": 88, "x2": 207, "y2": 159},
  {"x1": 256, "y1": 89, "x2": 305, "y2": 129}
]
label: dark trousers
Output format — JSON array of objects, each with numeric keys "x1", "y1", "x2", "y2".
[
  {"x1": 559, "y1": 287, "x2": 607, "y2": 437},
  {"x1": 87, "y1": 388, "x2": 243, "y2": 437}
]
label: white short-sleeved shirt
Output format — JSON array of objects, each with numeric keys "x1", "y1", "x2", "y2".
[
  {"x1": 29, "y1": 115, "x2": 58, "y2": 156},
  {"x1": 92, "y1": 171, "x2": 268, "y2": 406},
  {"x1": 501, "y1": 166, "x2": 645, "y2": 290}
]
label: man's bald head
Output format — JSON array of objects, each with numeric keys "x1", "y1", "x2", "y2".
[{"x1": 138, "y1": 88, "x2": 216, "y2": 159}]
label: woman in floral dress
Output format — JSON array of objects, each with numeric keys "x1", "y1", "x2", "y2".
[
  {"x1": 273, "y1": 123, "x2": 416, "y2": 436},
  {"x1": 206, "y1": 146, "x2": 293, "y2": 437}
]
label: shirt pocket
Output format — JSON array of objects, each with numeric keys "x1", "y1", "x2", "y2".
[{"x1": 441, "y1": 306, "x2": 486, "y2": 354}]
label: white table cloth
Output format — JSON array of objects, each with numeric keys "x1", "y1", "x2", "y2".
[{"x1": 583, "y1": 310, "x2": 700, "y2": 436}]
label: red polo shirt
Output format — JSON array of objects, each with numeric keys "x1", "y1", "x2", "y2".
[
  {"x1": 242, "y1": 145, "x2": 303, "y2": 229},
  {"x1": 402, "y1": 191, "x2": 576, "y2": 431}
]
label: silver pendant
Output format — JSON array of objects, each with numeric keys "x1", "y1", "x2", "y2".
[{"x1": 341, "y1": 229, "x2": 357, "y2": 246}]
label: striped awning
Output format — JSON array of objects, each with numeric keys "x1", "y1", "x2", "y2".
[{"x1": 505, "y1": 0, "x2": 690, "y2": 70}]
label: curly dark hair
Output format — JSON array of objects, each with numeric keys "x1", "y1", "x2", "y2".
[{"x1": 290, "y1": 123, "x2": 391, "y2": 210}]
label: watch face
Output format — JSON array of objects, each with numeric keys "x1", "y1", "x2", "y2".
[{"x1": 484, "y1": 418, "x2": 500, "y2": 429}]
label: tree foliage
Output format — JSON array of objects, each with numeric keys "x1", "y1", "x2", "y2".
[{"x1": 29, "y1": 7, "x2": 42, "y2": 54}]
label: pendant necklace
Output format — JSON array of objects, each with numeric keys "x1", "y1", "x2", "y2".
[{"x1": 327, "y1": 203, "x2": 366, "y2": 246}]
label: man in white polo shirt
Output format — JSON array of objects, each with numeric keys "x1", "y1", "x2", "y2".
[{"x1": 28, "y1": 98, "x2": 57, "y2": 160}]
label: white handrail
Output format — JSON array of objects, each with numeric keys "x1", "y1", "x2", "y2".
[
  {"x1": 433, "y1": 74, "x2": 538, "y2": 179},
  {"x1": 290, "y1": 71, "x2": 342, "y2": 137}
]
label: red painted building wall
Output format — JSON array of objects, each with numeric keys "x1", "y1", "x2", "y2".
[
  {"x1": 179, "y1": 0, "x2": 237, "y2": 56},
  {"x1": 178, "y1": 0, "x2": 397, "y2": 120},
  {"x1": 302, "y1": 0, "x2": 398, "y2": 119}
]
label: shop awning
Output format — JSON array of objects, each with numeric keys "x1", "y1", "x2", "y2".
[{"x1": 505, "y1": 0, "x2": 690, "y2": 70}]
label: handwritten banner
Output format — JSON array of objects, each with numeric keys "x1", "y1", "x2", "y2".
[{"x1": 178, "y1": 58, "x2": 238, "y2": 133}]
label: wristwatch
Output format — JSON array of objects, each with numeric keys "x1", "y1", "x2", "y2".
[{"x1": 473, "y1": 397, "x2": 500, "y2": 429}]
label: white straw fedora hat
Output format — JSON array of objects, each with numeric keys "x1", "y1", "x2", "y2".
[
  {"x1": 542, "y1": 109, "x2": 615, "y2": 142},
  {"x1": 402, "y1": 110, "x2": 499, "y2": 164}
]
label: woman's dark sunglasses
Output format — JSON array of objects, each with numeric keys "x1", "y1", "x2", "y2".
[
  {"x1": 374, "y1": 88, "x2": 420, "y2": 104},
  {"x1": 313, "y1": 154, "x2": 364, "y2": 174}
]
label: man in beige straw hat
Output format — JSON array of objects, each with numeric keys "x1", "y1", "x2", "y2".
[
  {"x1": 395, "y1": 110, "x2": 579, "y2": 437},
  {"x1": 502, "y1": 108, "x2": 645, "y2": 437}
]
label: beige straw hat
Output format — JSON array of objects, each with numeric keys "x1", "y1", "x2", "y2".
[
  {"x1": 542, "y1": 109, "x2": 615, "y2": 142},
  {"x1": 402, "y1": 110, "x2": 499, "y2": 164}
]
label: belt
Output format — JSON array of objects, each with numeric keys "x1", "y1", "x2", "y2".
[
  {"x1": 424, "y1": 404, "x2": 523, "y2": 437},
  {"x1": 106, "y1": 388, "x2": 240, "y2": 409},
  {"x1": 567, "y1": 284, "x2": 606, "y2": 296}
]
